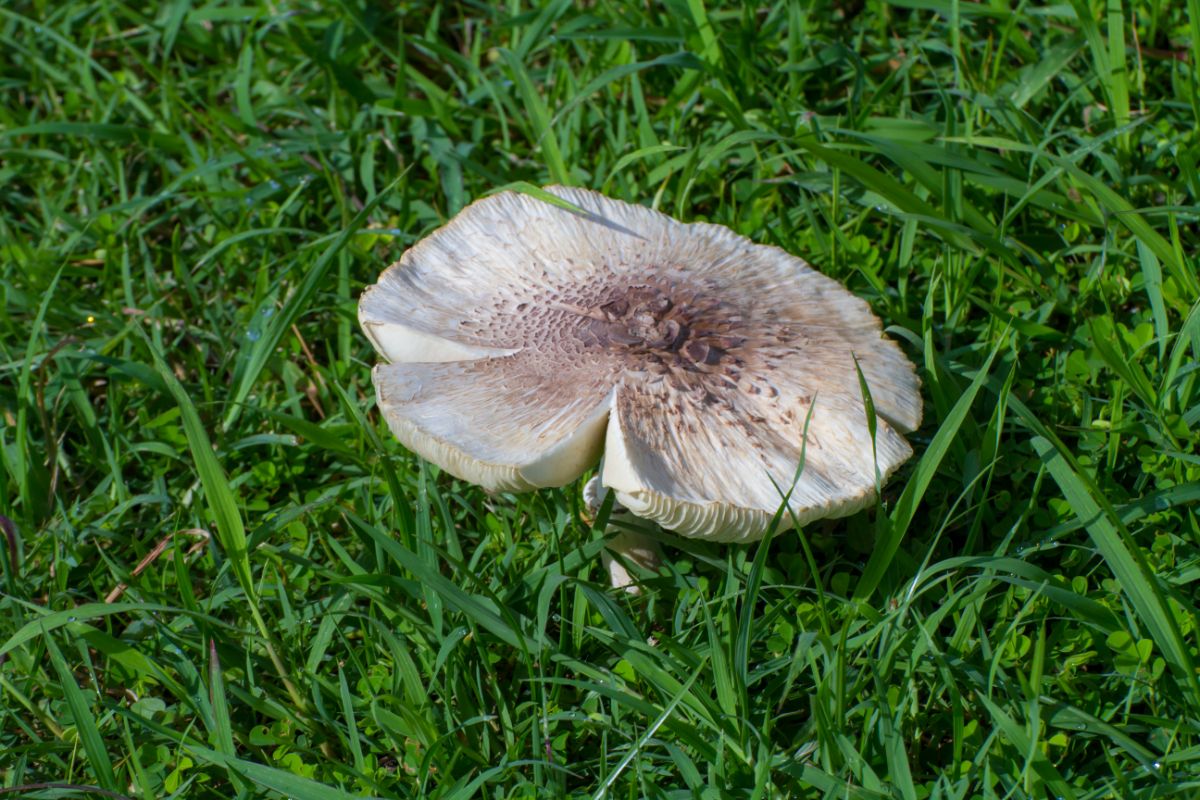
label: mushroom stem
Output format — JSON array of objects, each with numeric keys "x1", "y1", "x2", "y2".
[
  {"x1": 585, "y1": 474, "x2": 663, "y2": 592},
  {"x1": 601, "y1": 528, "x2": 663, "y2": 593}
]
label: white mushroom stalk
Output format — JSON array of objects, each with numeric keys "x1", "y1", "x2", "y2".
[
  {"x1": 583, "y1": 474, "x2": 662, "y2": 592},
  {"x1": 359, "y1": 186, "x2": 922, "y2": 570}
]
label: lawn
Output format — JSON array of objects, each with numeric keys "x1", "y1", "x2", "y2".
[{"x1": 2, "y1": 0, "x2": 1200, "y2": 797}]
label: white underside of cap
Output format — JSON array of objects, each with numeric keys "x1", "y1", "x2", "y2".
[
  {"x1": 600, "y1": 393, "x2": 895, "y2": 543},
  {"x1": 600, "y1": 405, "x2": 781, "y2": 542},
  {"x1": 518, "y1": 391, "x2": 614, "y2": 487},
  {"x1": 375, "y1": 370, "x2": 613, "y2": 492},
  {"x1": 363, "y1": 321, "x2": 518, "y2": 363}
]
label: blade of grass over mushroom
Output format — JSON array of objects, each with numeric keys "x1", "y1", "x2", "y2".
[
  {"x1": 853, "y1": 355, "x2": 881, "y2": 492},
  {"x1": 487, "y1": 181, "x2": 594, "y2": 214},
  {"x1": 853, "y1": 339, "x2": 1001, "y2": 602},
  {"x1": 224, "y1": 176, "x2": 402, "y2": 430}
]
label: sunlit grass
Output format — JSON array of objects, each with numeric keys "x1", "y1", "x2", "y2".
[{"x1": 2, "y1": 1, "x2": 1200, "y2": 798}]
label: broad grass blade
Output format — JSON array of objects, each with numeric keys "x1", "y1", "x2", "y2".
[
  {"x1": 43, "y1": 630, "x2": 120, "y2": 793},
  {"x1": 1032, "y1": 436, "x2": 1200, "y2": 703},
  {"x1": 854, "y1": 340, "x2": 1001, "y2": 601}
]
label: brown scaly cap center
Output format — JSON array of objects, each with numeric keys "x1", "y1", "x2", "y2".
[{"x1": 569, "y1": 281, "x2": 749, "y2": 371}]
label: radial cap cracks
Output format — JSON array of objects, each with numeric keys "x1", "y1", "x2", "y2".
[{"x1": 359, "y1": 186, "x2": 922, "y2": 542}]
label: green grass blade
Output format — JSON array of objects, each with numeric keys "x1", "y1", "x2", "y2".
[
  {"x1": 854, "y1": 340, "x2": 1001, "y2": 601},
  {"x1": 590, "y1": 661, "x2": 706, "y2": 800},
  {"x1": 976, "y1": 693, "x2": 1077, "y2": 800},
  {"x1": 499, "y1": 49, "x2": 570, "y2": 185},
  {"x1": 1058, "y1": 159, "x2": 1199, "y2": 296},
  {"x1": 1134, "y1": 240, "x2": 1169, "y2": 361},
  {"x1": 338, "y1": 665, "x2": 366, "y2": 773},
  {"x1": 1105, "y1": 0, "x2": 1131, "y2": 150},
  {"x1": 1087, "y1": 317, "x2": 1158, "y2": 410},
  {"x1": 684, "y1": 0, "x2": 723, "y2": 69},
  {"x1": 144, "y1": 333, "x2": 308, "y2": 715},
  {"x1": 790, "y1": 137, "x2": 990, "y2": 258},
  {"x1": 186, "y1": 744, "x2": 378, "y2": 800},
  {"x1": 207, "y1": 639, "x2": 247, "y2": 794},
  {"x1": 551, "y1": 52, "x2": 703, "y2": 125},
  {"x1": 1, "y1": 602, "x2": 199, "y2": 661},
  {"x1": 223, "y1": 176, "x2": 402, "y2": 430},
  {"x1": 344, "y1": 511, "x2": 544, "y2": 653},
  {"x1": 1190, "y1": 0, "x2": 1200, "y2": 122},
  {"x1": 1032, "y1": 436, "x2": 1200, "y2": 703},
  {"x1": 12, "y1": 263, "x2": 64, "y2": 524},
  {"x1": 145, "y1": 335, "x2": 254, "y2": 602},
  {"x1": 43, "y1": 629, "x2": 120, "y2": 793}
]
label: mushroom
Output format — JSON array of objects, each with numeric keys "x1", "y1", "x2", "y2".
[{"x1": 359, "y1": 186, "x2": 922, "y2": 587}]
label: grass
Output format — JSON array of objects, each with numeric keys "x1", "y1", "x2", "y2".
[{"x1": 2, "y1": 0, "x2": 1200, "y2": 797}]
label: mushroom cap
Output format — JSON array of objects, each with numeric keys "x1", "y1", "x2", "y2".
[{"x1": 359, "y1": 186, "x2": 922, "y2": 543}]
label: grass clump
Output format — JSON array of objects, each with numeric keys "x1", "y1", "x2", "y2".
[{"x1": 2, "y1": 1, "x2": 1200, "y2": 798}]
